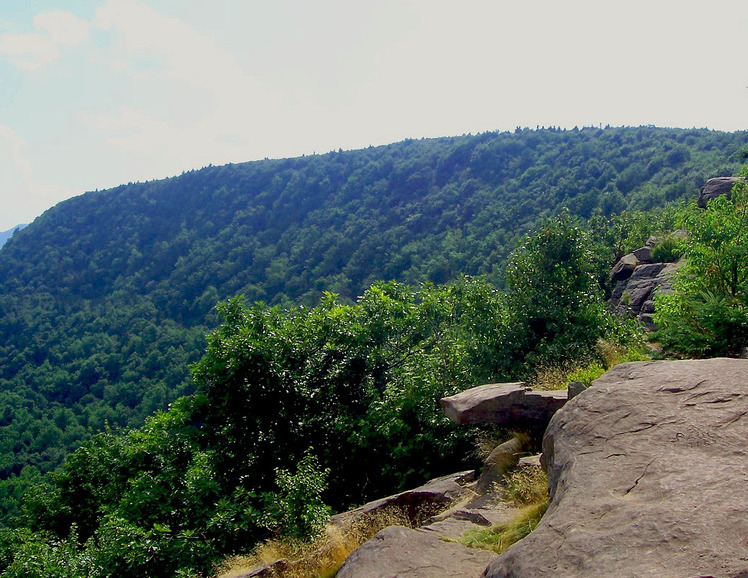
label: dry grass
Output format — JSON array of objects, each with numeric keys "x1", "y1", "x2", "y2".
[
  {"x1": 528, "y1": 360, "x2": 581, "y2": 391},
  {"x1": 528, "y1": 339, "x2": 652, "y2": 391},
  {"x1": 473, "y1": 427, "x2": 511, "y2": 461},
  {"x1": 215, "y1": 505, "x2": 415, "y2": 578},
  {"x1": 448, "y1": 457, "x2": 549, "y2": 555},
  {"x1": 504, "y1": 465, "x2": 548, "y2": 507}
]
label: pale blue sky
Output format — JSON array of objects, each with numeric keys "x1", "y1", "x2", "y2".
[{"x1": 1, "y1": 0, "x2": 747, "y2": 230}]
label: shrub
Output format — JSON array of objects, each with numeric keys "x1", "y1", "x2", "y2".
[
  {"x1": 263, "y1": 454, "x2": 331, "y2": 542},
  {"x1": 565, "y1": 363, "x2": 606, "y2": 388},
  {"x1": 650, "y1": 235, "x2": 684, "y2": 263},
  {"x1": 654, "y1": 173, "x2": 748, "y2": 356}
]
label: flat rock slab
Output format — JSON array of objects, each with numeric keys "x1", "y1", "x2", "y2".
[
  {"x1": 331, "y1": 470, "x2": 475, "y2": 531},
  {"x1": 440, "y1": 383, "x2": 567, "y2": 432},
  {"x1": 485, "y1": 359, "x2": 748, "y2": 578},
  {"x1": 336, "y1": 525, "x2": 497, "y2": 578}
]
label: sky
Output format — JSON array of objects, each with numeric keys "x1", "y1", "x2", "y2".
[{"x1": 0, "y1": 0, "x2": 747, "y2": 231}]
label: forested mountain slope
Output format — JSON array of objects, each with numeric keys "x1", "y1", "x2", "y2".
[{"x1": 0, "y1": 126, "x2": 746, "y2": 514}]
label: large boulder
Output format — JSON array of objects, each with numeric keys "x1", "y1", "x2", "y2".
[
  {"x1": 697, "y1": 176, "x2": 743, "y2": 208},
  {"x1": 484, "y1": 359, "x2": 748, "y2": 578},
  {"x1": 440, "y1": 383, "x2": 568, "y2": 434},
  {"x1": 336, "y1": 525, "x2": 497, "y2": 578},
  {"x1": 331, "y1": 470, "x2": 475, "y2": 527},
  {"x1": 609, "y1": 253, "x2": 640, "y2": 283}
]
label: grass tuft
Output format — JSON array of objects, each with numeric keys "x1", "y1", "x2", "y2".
[
  {"x1": 454, "y1": 501, "x2": 548, "y2": 555},
  {"x1": 530, "y1": 339, "x2": 652, "y2": 391},
  {"x1": 504, "y1": 465, "x2": 548, "y2": 507}
]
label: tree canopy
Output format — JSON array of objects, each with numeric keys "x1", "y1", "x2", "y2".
[
  {"x1": 0, "y1": 126, "x2": 745, "y2": 524},
  {"x1": 654, "y1": 172, "x2": 748, "y2": 356}
]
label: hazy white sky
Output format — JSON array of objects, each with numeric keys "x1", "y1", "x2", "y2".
[{"x1": 0, "y1": 0, "x2": 747, "y2": 230}]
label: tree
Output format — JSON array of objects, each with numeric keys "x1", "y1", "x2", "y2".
[
  {"x1": 504, "y1": 213, "x2": 609, "y2": 372},
  {"x1": 654, "y1": 173, "x2": 748, "y2": 357}
]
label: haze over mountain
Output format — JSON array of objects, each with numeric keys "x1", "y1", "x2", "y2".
[
  {"x1": 0, "y1": 226, "x2": 26, "y2": 249},
  {"x1": 0, "y1": 126, "x2": 746, "y2": 522}
]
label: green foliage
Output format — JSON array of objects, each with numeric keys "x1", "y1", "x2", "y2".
[
  {"x1": 263, "y1": 454, "x2": 331, "y2": 541},
  {"x1": 8, "y1": 277, "x2": 514, "y2": 576},
  {"x1": 654, "y1": 173, "x2": 748, "y2": 356},
  {"x1": 191, "y1": 278, "x2": 507, "y2": 506},
  {"x1": 650, "y1": 235, "x2": 685, "y2": 263},
  {"x1": 565, "y1": 363, "x2": 606, "y2": 388},
  {"x1": 504, "y1": 213, "x2": 609, "y2": 372},
  {"x1": 655, "y1": 291, "x2": 748, "y2": 357},
  {"x1": 0, "y1": 127, "x2": 744, "y2": 523}
]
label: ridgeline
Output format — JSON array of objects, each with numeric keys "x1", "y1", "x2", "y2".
[{"x1": 0, "y1": 126, "x2": 746, "y2": 522}]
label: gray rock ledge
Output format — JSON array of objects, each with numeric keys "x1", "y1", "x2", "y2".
[{"x1": 485, "y1": 358, "x2": 748, "y2": 578}]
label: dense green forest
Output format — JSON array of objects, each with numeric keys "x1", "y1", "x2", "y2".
[
  {"x1": 0, "y1": 126, "x2": 747, "y2": 526},
  {"x1": 4, "y1": 182, "x2": 746, "y2": 575},
  {"x1": 0, "y1": 214, "x2": 646, "y2": 576}
]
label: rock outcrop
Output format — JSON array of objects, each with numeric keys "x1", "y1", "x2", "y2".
[
  {"x1": 484, "y1": 358, "x2": 748, "y2": 578},
  {"x1": 330, "y1": 470, "x2": 476, "y2": 531},
  {"x1": 697, "y1": 176, "x2": 743, "y2": 208},
  {"x1": 241, "y1": 471, "x2": 478, "y2": 577},
  {"x1": 440, "y1": 383, "x2": 568, "y2": 436},
  {"x1": 610, "y1": 259, "x2": 683, "y2": 330},
  {"x1": 607, "y1": 232, "x2": 687, "y2": 330},
  {"x1": 336, "y1": 525, "x2": 497, "y2": 578}
]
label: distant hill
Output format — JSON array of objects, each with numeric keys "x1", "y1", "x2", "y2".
[
  {"x1": 0, "y1": 225, "x2": 26, "y2": 249},
  {"x1": 0, "y1": 125, "x2": 746, "y2": 514}
]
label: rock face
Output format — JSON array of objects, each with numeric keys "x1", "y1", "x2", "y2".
[
  {"x1": 440, "y1": 383, "x2": 568, "y2": 435},
  {"x1": 698, "y1": 176, "x2": 743, "y2": 208},
  {"x1": 330, "y1": 470, "x2": 475, "y2": 531},
  {"x1": 610, "y1": 260, "x2": 683, "y2": 330},
  {"x1": 336, "y1": 525, "x2": 497, "y2": 578},
  {"x1": 609, "y1": 253, "x2": 641, "y2": 283},
  {"x1": 484, "y1": 358, "x2": 748, "y2": 578}
]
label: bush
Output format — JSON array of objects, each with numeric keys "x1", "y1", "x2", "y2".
[
  {"x1": 655, "y1": 291, "x2": 748, "y2": 357},
  {"x1": 650, "y1": 235, "x2": 684, "y2": 263},
  {"x1": 565, "y1": 363, "x2": 606, "y2": 388},
  {"x1": 263, "y1": 454, "x2": 331, "y2": 541},
  {"x1": 654, "y1": 173, "x2": 748, "y2": 357},
  {"x1": 504, "y1": 213, "x2": 610, "y2": 374}
]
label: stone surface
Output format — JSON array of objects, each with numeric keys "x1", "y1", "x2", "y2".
[
  {"x1": 609, "y1": 253, "x2": 639, "y2": 282},
  {"x1": 698, "y1": 176, "x2": 743, "y2": 208},
  {"x1": 610, "y1": 260, "x2": 683, "y2": 330},
  {"x1": 440, "y1": 383, "x2": 567, "y2": 433},
  {"x1": 336, "y1": 525, "x2": 497, "y2": 578},
  {"x1": 631, "y1": 245, "x2": 652, "y2": 263},
  {"x1": 567, "y1": 380, "x2": 586, "y2": 399},
  {"x1": 485, "y1": 358, "x2": 748, "y2": 578},
  {"x1": 330, "y1": 470, "x2": 475, "y2": 532},
  {"x1": 475, "y1": 436, "x2": 525, "y2": 495}
]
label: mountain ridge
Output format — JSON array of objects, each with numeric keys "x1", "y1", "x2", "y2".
[
  {"x1": 0, "y1": 125, "x2": 746, "y2": 508},
  {"x1": 0, "y1": 225, "x2": 26, "y2": 249}
]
